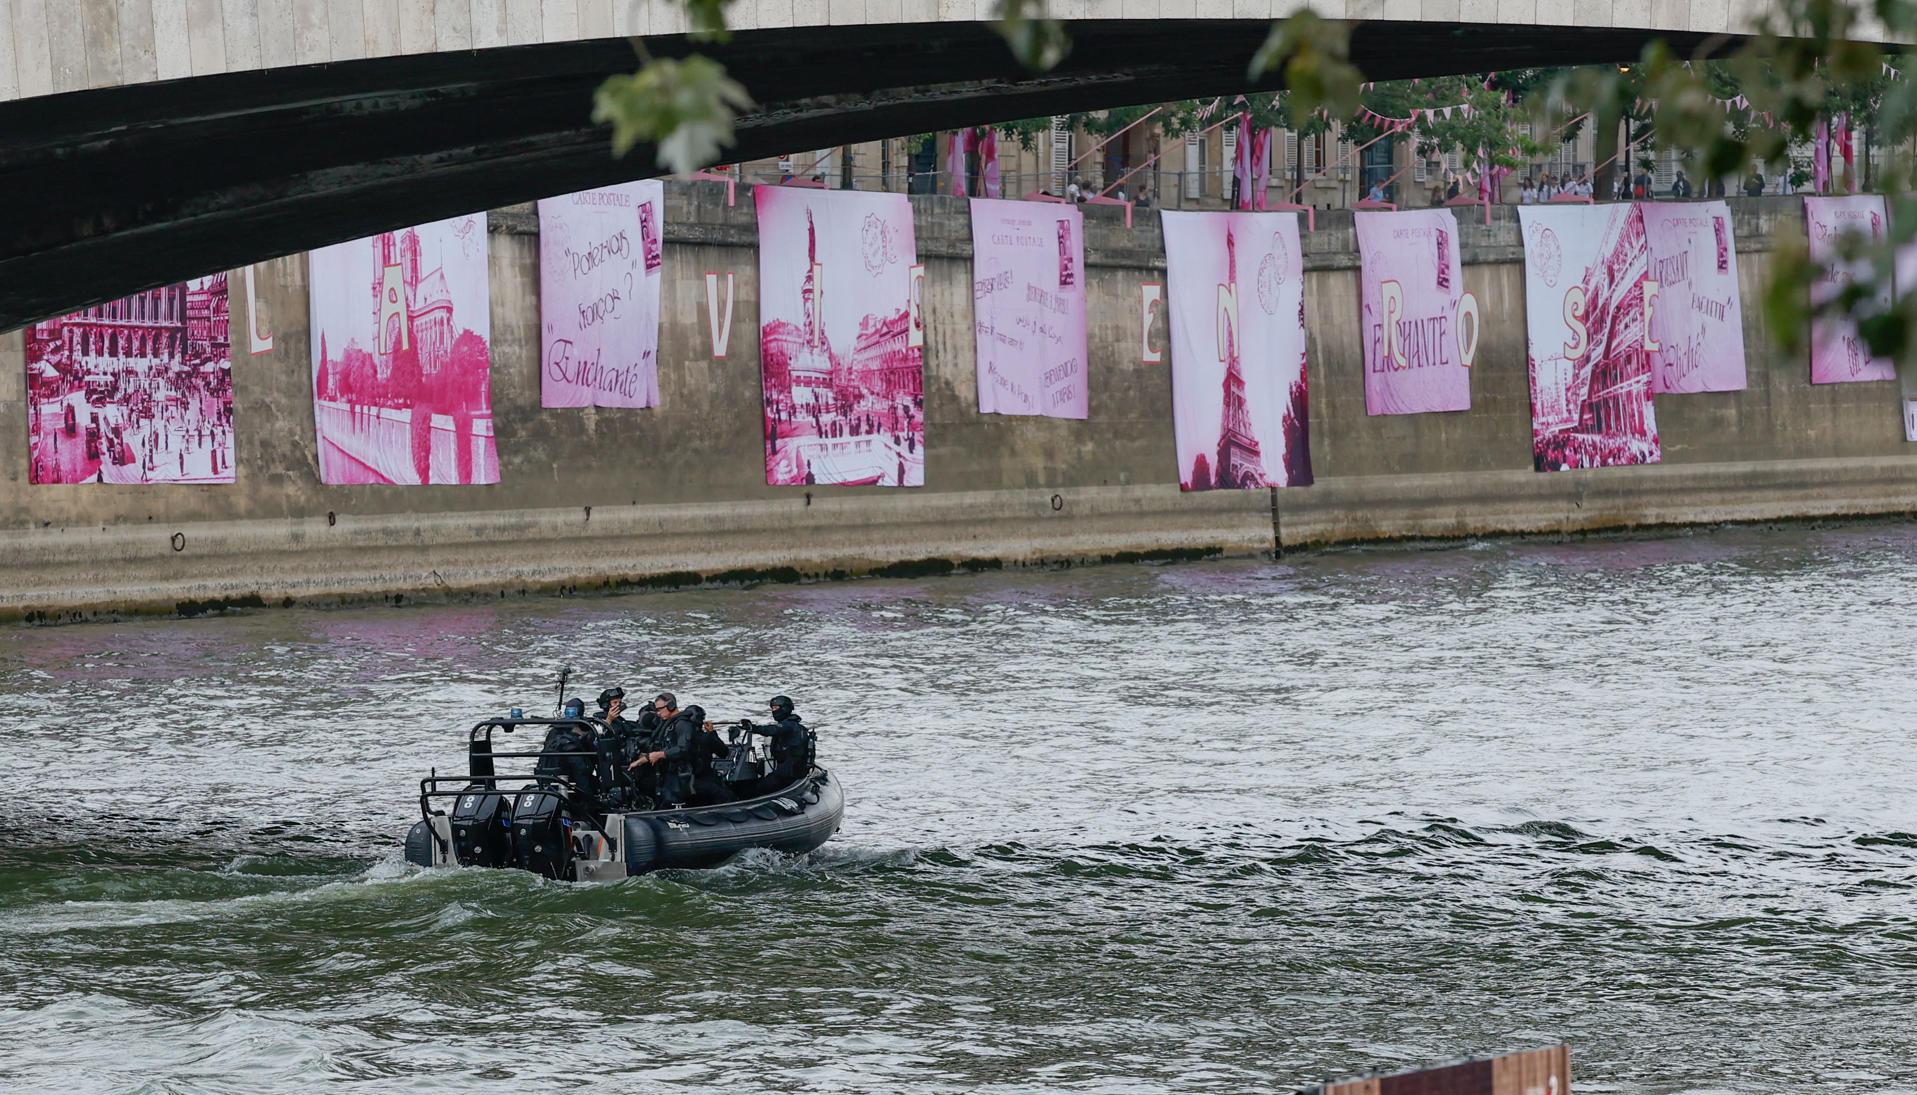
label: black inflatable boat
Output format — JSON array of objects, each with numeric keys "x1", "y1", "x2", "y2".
[{"x1": 404, "y1": 716, "x2": 844, "y2": 881}]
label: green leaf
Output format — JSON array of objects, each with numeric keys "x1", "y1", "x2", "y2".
[
  {"x1": 593, "y1": 55, "x2": 755, "y2": 174},
  {"x1": 993, "y1": 0, "x2": 1070, "y2": 71}
]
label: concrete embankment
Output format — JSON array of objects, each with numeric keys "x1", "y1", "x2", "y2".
[{"x1": 1, "y1": 191, "x2": 1913, "y2": 620}]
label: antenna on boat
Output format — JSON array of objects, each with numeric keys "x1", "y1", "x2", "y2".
[{"x1": 555, "y1": 666, "x2": 574, "y2": 716}]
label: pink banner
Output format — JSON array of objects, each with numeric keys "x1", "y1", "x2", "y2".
[
  {"x1": 1639, "y1": 201, "x2": 1748, "y2": 393},
  {"x1": 536, "y1": 180, "x2": 663, "y2": 408},
  {"x1": 969, "y1": 198, "x2": 1089, "y2": 419},
  {"x1": 1519, "y1": 204, "x2": 1661, "y2": 471},
  {"x1": 1162, "y1": 210, "x2": 1312, "y2": 489},
  {"x1": 1356, "y1": 209, "x2": 1476, "y2": 415},
  {"x1": 756, "y1": 186, "x2": 925, "y2": 487},
  {"x1": 25, "y1": 276, "x2": 235, "y2": 484},
  {"x1": 1806, "y1": 195, "x2": 1897, "y2": 384},
  {"x1": 307, "y1": 213, "x2": 499, "y2": 485}
]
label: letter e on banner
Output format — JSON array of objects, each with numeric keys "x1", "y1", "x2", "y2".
[
  {"x1": 1140, "y1": 283, "x2": 1165, "y2": 364},
  {"x1": 907, "y1": 263, "x2": 927, "y2": 349},
  {"x1": 245, "y1": 264, "x2": 274, "y2": 356},
  {"x1": 1381, "y1": 279, "x2": 1406, "y2": 369},
  {"x1": 1642, "y1": 279, "x2": 1661, "y2": 351},
  {"x1": 1562, "y1": 285, "x2": 1589, "y2": 361},
  {"x1": 704, "y1": 271, "x2": 736, "y2": 359},
  {"x1": 1455, "y1": 292, "x2": 1480, "y2": 369}
]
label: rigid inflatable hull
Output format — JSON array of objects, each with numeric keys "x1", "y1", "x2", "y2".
[
  {"x1": 405, "y1": 768, "x2": 844, "y2": 880},
  {"x1": 623, "y1": 769, "x2": 844, "y2": 874}
]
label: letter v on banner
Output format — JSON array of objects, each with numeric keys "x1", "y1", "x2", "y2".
[{"x1": 705, "y1": 271, "x2": 736, "y2": 359}]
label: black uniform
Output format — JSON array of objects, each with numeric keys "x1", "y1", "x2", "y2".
[
  {"x1": 533, "y1": 721, "x2": 598, "y2": 807},
  {"x1": 650, "y1": 710, "x2": 704, "y2": 805},
  {"x1": 746, "y1": 713, "x2": 812, "y2": 793}
]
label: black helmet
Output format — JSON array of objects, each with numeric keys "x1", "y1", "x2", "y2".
[
  {"x1": 769, "y1": 695, "x2": 795, "y2": 718},
  {"x1": 596, "y1": 687, "x2": 625, "y2": 710},
  {"x1": 561, "y1": 697, "x2": 585, "y2": 718}
]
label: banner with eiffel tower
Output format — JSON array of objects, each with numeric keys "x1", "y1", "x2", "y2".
[{"x1": 1162, "y1": 210, "x2": 1312, "y2": 491}]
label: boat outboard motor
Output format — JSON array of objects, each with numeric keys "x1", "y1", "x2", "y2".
[
  {"x1": 450, "y1": 785, "x2": 513, "y2": 868},
  {"x1": 511, "y1": 788, "x2": 573, "y2": 880}
]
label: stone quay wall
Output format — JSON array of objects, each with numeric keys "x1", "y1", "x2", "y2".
[{"x1": 1, "y1": 190, "x2": 1912, "y2": 619}]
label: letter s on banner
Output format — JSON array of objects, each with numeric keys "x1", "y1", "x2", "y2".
[
  {"x1": 245, "y1": 264, "x2": 274, "y2": 356},
  {"x1": 704, "y1": 271, "x2": 736, "y2": 359},
  {"x1": 1140, "y1": 283, "x2": 1165, "y2": 364},
  {"x1": 1454, "y1": 291, "x2": 1480, "y2": 368},
  {"x1": 907, "y1": 263, "x2": 927, "y2": 349},
  {"x1": 1562, "y1": 285, "x2": 1589, "y2": 361},
  {"x1": 1642, "y1": 279, "x2": 1661, "y2": 351}
]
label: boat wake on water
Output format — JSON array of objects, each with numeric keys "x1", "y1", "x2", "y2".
[{"x1": 4, "y1": 533, "x2": 1917, "y2": 1092}]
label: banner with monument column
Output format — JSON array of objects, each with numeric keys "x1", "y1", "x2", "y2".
[
  {"x1": 1355, "y1": 208, "x2": 1478, "y2": 415},
  {"x1": 1161, "y1": 210, "x2": 1312, "y2": 490},
  {"x1": 1519, "y1": 203, "x2": 1661, "y2": 471},
  {"x1": 755, "y1": 186, "x2": 926, "y2": 487},
  {"x1": 307, "y1": 213, "x2": 500, "y2": 485},
  {"x1": 968, "y1": 197, "x2": 1089, "y2": 419},
  {"x1": 536, "y1": 180, "x2": 665, "y2": 408}
]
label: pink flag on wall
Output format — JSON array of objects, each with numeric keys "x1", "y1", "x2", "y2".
[
  {"x1": 307, "y1": 213, "x2": 500, "y2": 485},
  {"x1": 1519, "y1": 203, "x2": 1661, "y2": 471},
  {"x1": 1162, "y1": 210, "x2": 1313, "y2": 489},
  {"x1": 24, "y1": 276, "x2": 236, "y2": 484},
  {"x1": 1805, "y1": 195, "x2": 1897, "y2": 384},
  {"x1": 948, "y1": 130, "x2": 972, "y2": 198},
  {"x1": 978, "y1": 129, "x2": 1002, "y2": 199},
  {"x1": 1355, "y1": 209, "x2": 1477, "y2": 415},
  {"x1": 1639, "y1": 200, "x2": 1748, "y2": 393},
  {"x1": 756, "y1": 186, "x2": 925, "y2": 487},
  {"x1": 970, "y1": 197, "x2": 1089, "y2": 419},
  {"x1": 537, "y1": 180, "x2": 664, "y2": 409}
]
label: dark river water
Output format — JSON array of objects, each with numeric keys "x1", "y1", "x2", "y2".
[{"x1": 2, "y1": 525, "x2": 1915, "y2": 1094}]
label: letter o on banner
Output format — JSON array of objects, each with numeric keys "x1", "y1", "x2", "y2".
[{"x1": 1455, "y1": 291, "x2": 1481, "y2": 369}]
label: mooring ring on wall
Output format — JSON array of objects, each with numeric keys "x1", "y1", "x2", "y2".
[
  {"x1": 170, "y1": 532, "x2": 186, "y2": 552},
  {"x1": 327, "y1": 511, "x2": 337, "y2": 527},
  {"x1": 1051, "y1": 494, "x2": 1064, "y2": 512}
]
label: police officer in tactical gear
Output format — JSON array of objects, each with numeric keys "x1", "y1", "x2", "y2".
[
  {"x1": 628, "y1": 693, "x2": 701, "y2": 805},
  {"x1": 535, "y1": 698, "x2": 599, "y2": 809},
  {"x1": 593, "y1": 687, "x2": 650, "y2": 807},
  {"x1": 742, "y1": 695, "x2": 812, "y2": 794}
]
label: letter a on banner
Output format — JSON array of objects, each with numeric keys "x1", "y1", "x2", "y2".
[
  {"x1": 705, "y1": 272, "x2": 736, "y2": 359},
  {"x1": 377, "y1": 262, "x2": 410, "y2": 353}
]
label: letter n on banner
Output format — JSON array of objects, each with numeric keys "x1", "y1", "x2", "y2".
[
  {"x1": 705, "y1": 271, "x2": 735, "y2": 359},
  {"x1": 1140, "y1": 282, "x2": 1165, "y2": 364}
]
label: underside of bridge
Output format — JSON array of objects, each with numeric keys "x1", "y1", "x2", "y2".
[{"x1": 0, "y1": 19, "x2": 1722, "y2": 331}]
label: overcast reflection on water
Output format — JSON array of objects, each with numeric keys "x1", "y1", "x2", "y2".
[{"x1": 0, "y1": 523, "x2": 1914, "y2": 1095}]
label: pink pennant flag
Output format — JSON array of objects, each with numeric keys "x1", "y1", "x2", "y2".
[
  {"x1": 1814, "y1": 116, "x2": 1831, "y2": 192},
  {"x1": 1234, "y1": 111, "x2": 1255, "y2": 210},
  {"x1": 948, "y1": 128, "x2": 972, "y2": 197},
  {"x1": 978, "y1": 127, "x2": 1001, "y2": 199},
  {"x1": 1253, "y1": 127, "x2": 1272, "y2": 210}
]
